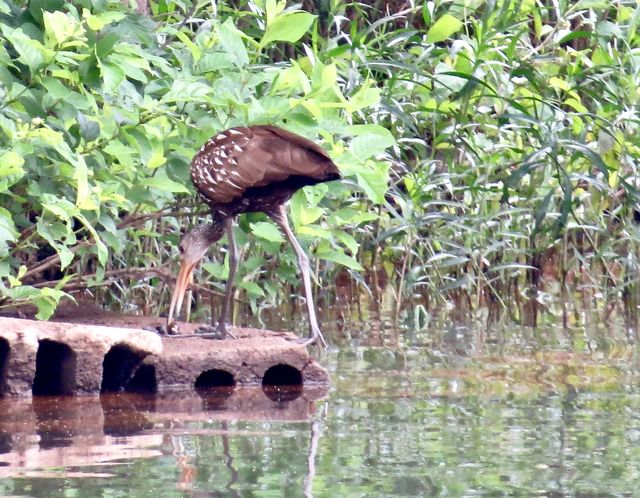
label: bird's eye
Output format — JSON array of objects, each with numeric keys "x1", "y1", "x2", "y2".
[{"x1": 178, "y1": 245, "x2": 184, "y2": 255}]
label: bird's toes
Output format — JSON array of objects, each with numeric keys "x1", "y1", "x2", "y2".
[
  {"x1": 288, "y1": 336, "x2": 324, "y2": 349},
  {"x1": 194, "y1": 324, "x2": 230, "y2": 340},
  {"x1": 146, "y1": 324, "x2": 179, "y2": 335}
]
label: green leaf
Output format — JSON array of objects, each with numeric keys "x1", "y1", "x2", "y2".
[
  {"x1": 317, "y1": 249, "x2": 363, "y2": 271},
  {"x1": 250, "y1": 222, "x2": 284, "y2": 242},
  {"x1": 83, "y1": 9, "x2": 125, "y2": 31},
  {"x1": 197, "y1": 53, "x2": 236, "y2": 73},
  {"x1": 140, "y1": 171, "x2": 191, "y2": 194},
  {"x1": 162, "y1": 78, "x2": 212, "y2": 103},
  {"x1": 0, "y1": 151, "x2": 25, "y2": 179},
  {"x1": 33, "y1": 287, "x2": 66, "y2": 320},
  {"x1": 43, "y1": 10, "x2": 85, "y2": 48},
  {"x1": 356, "y1": 162, "x2": 390, "y2": 204},
  {"x1": 426, "y1": 13, "x2": 463, "y2": 43},
  {"x1": 98, "y1": 61, "x2": 125, "y2": 93},
  {"x1": 0, "y1": 207, "x2": 18, "y2": 257},
  {"x1": 238, "y1": 280, "x2": 265, "y2": 297},
  {"x1": 1, "y1": 26, "x2": 54, "y2": 72},
  {"x1": 73, "y1": 156, "x2": 96, "y2": 210},
  {"x1": 334, "y1": 230, "x2": 359, "y2": 255},
  {"x1": 260, "y1": 12, "x2": 316, "y2": 48},
  {"x1": 218, "y1": 19, "x2": 249, "y2": 66},
  {"x1": 349, "y1": 127, "x2": 396, "y2": 160},
  {"x1": 77, "y1": 112, "x2": 100, "y2": 142},
  {"x1": 346, "y1": 82, "x2": 381, "y2": 113},
  {"x1": 29, "y1": 127, "x2": 64, "y2": 146}
]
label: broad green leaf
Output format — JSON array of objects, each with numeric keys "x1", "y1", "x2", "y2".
[
  {"x1": 162, "y1": 79, "x2": 212, "y2": 103},
  {"x1": 75, "y1": 213, "x2": 108, "y2": 266},
  {"x1": 0, "y1": 0, "x2": 9, "y2": 14},
  {"x1": 202, "y1": 262, "x2": 227, "y2": 280},
  {"x1": 197, "y1": 53, "x2": 236, "y2": 73},
  {"x1": 334, "y1": 230, "x2": 359, "y2": 255},
  {"x1": 238, "y1": 280, "x2": 265, "y2": 297},
  {"x1": 250, "y1": 222, "x2": 284, "y2": 242},
  {"x1": 426, "y1": 13, "x2": 463, "y2": 43},
  {"x1": 346, "y1": 82, "x2": 381, "y2": 113},
  {"x1": 318, "y1": 249, "x2": 363, "y2": 271},
  {"x1": 141, "y1": 171, "x2": 191, "y2": 193},
  {"x1": 290, "y1": 191, "x2": 325, "y2": 226},
  {"x1": 0, "y1": 207, "x2": 18, "y2": 256},
  {"x1": 299, "y1": 207, "x2": 324, "y2": 225},
  {"x1": 0, "y1": 151, "x2": 24, "y2": 178},
  {"x1": 2, "y1": 26, "x2": 54, "y2": 71},
  {"x1": 218, "y1": 19, "x2": 249, "y2": 66},
  {"x1": 356, "y1": 162, "x2": 390, "y2": 204},
  {"x1": 99, "y1": 61, "x2": 125, "y2": 93},
  {"x1": 83, "y1": 9, "x2": 125, "y2": 31},
  {"x1": 264, "y1": 0, "x2": 285, "y2": 25},
  {"x1": 328, "y1": 208, "x2": 378, "y2": 226},
  {"x1": 34, "y1": 287, "x2": 66, "y2": 320},
  {"x1": 260, "y1": 12, "x2": 316, "y2": 48},
  {"x1": 176, "y1": 31, "x2": 202, "y2": 62},
  {"x1": 349, "y1": 127, "x2": 396, "y2": 160},
  {"x1": 30, "y1": 127, "x2": 64, "y2": 146},
  {"x1": 43, "y1": 11, "x2": 85, "y2": 48},
  {"x1": 73, "y1": 156, "x2": 96, "y2": 210},
  {"x1": 297, "y1": 225, "x2": 332, "y2": 239}
]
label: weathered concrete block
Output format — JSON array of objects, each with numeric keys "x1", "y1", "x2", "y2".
[
  {"x1": 0, "y1": 317, "x2": 329, "y2": 396},
  {"x1": 152, "y1": 327, "x2": 329, "y2": 390},
  {"x1": 0, "y1": 317, "x2": 162, "y2": 396}
]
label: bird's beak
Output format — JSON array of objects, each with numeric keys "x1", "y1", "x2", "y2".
[{"x1": 167, "y1": 260, "x2": 195, "y2": 327}]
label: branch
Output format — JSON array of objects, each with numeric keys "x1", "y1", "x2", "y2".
[
  {"x1": 22, "y1": 207, "x2": 209, "y2": 280},
  {"x1": 33, "y1": 266, "x2": 224, "y2": 298}
]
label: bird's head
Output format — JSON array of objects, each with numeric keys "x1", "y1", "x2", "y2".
[{"x1": 167, "y1": 222, "x2": 225, "y2": 328}]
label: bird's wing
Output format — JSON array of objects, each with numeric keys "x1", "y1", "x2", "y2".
[{"x1": 191, "y1": 126, "x2": 338, "y2": 204}]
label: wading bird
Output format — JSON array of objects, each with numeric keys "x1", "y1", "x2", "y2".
[{"x1": 166, "y1": 125, "x2": 340, "y2": 347}]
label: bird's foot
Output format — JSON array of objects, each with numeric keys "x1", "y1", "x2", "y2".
[
  {"x1": 290, "y1": 336, "x2": 317, "y2": 347},
  {"x1": 288, "y1": 326, "x2": 327, "y2": 349},
  {"x1": 147, "y1": 323, "x2": 179, "y2": 335},
  {"x1": 194, "y1": 324, "x2": 237, "y2": 340}
]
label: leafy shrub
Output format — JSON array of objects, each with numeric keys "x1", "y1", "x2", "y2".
[{"x1": 0, "y1": 0, "x2": 392, "y2": 319}]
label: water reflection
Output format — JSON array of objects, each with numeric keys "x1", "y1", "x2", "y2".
[
  {"x1": 1, "y1": 318, "x2": 640, "y2": 496},
  {"x1": 0, "y1": 386, "x2": 326, "y2": 484}
]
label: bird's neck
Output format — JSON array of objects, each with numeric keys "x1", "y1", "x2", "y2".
[{"x1": 195, "y1": 220, "x2": 225, "y2": 245}]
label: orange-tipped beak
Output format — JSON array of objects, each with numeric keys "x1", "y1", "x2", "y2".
[{"x1": 167, "y1": 261, "x2": 195, "y2": 327}]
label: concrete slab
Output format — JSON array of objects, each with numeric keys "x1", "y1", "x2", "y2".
[{"x1": 0, "y1": 317, "x2": 329, "y2": 396}]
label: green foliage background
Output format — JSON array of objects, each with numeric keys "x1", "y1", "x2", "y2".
[{"x1": 1, "y1": 0, "x2": 639, "y2": 326}]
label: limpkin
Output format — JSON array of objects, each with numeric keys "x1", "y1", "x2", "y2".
[{"x1": 166, "y1": 125, "x2": 341, "y2": 347}]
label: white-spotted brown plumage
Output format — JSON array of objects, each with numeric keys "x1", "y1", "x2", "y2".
[
  {"x1": 191, "y1": 125, "x2": 338, "y2": 207},
  {"x1": 167, "y1": 125, "x2": 340, "y2": 348}
]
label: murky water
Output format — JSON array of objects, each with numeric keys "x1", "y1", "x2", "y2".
[{"x1": 1, "y1": 321, "x2": 640, "y2": 497}]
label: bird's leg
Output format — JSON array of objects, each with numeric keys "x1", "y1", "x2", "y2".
[
  {"x1": 194, "y1": 217, "x2": 237, "y2": 339},
  {"x1": 219, "y1": 216, "x2": 237, "y2": 336},
  {"x1": 271, "y1": 205, "x2": 327, "y2": 349}
]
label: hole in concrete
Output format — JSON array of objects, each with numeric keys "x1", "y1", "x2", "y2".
[
  {"x1": 195, "y1": 370, "x2": 235, "y2": 410},
  {"x1": 195, "y1": 369, "x2": 236, "y2": 389},
  {"x1": 262, "y1": 364, "x2": 303, "y2": 402},
  {"x1": 101, "y1": 344, "x2": 145, "y2": 393},
  {"x1": 32, "y1": 340, "x2": 77, "y2": 396},
  {"x1": 125, "y1": 364, "x2": 157, "y2": 393},
  {"x1": 0, "y1": 338, "x2": 9, "y2": 395},
  {"x1": 262, "y1": 364, "x2": 302, "y2": 386}
]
